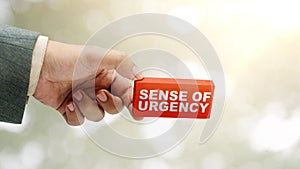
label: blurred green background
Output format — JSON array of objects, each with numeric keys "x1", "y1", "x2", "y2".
[{"x1": 1, "y1": 0, "x2": 300, "y2": 168}]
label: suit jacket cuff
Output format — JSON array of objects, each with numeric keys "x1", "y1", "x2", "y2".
[{"x1": 0, "y1": 24, "x2": 39, "y2": 124}]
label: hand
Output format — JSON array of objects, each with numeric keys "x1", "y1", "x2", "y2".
[{"x1": 33, "y1": 40, "x2": 142, "y2": 125}]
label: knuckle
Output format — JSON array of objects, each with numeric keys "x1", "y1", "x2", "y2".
[
  {"x1": 114, "y1": 51, "x2": 127, "y2": 64},
  {"x1": 119, "y1": 51, "x2": 128, "y2": 60}
]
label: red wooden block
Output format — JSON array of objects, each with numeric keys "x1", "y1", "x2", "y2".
[{"x1": 132, "y1": 77, "x2": 214, "y2": 119}]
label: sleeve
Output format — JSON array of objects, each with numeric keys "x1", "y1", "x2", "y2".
[
  {"x1": 0, "y1": 24, "x2": 40, "y2": 124},
  {"x1": 27, "y1": 35, "x2": 48, "y2": 96}
]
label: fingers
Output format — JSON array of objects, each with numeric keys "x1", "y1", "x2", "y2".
[
  {"x1": 109, "y1": 71, "x2": 144, "y2": 121},
  {"x1": 110, "y1": 70, "x2": 132, "y2": 96},
  {"x1": 100, "y1": 49, "x2": 143, "y2": 80},
  {"x1": 73, "y1": 45, "x2": 134, "y2": 77},
  {"x1": 102, "y1": 49, "x2": 128, "y2": 70},
  {"x1": 63, "y1": 77, "x2": 140, "y2": 126},
  {"x1": 96, "y1": 89, "x2": 124, "y2": 114},
  {"x1": 65, "y1": 45, "x2": 144, "y2": 124},
  {"x1": 95, "y1": 88, "x2": 143, "y2": 121},
  {"x1": 116, "y1": 57, "x2": 143, "y2": 80},
  {"x1": 78, "y1": 47, "x2": 126, "y2": 74},
  {"x1": 74, "y1": 47, "x2": 126, "y2": 81},
  {"x1": 65, "y1": 102, "x2": 84, "y2": 126},
  {"x1": 73, "y1": 90, "x2": 105, "y2": 122}
]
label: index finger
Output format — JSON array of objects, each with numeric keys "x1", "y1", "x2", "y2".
[
  {"x1": 101, "y1": 49, "x2": 143, "y2": 80},
  {"x1": 109, "y1": 69, "x2": 143, "y2": 120}
]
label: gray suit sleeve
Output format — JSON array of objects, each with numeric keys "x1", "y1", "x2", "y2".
[{"x1": 0, "y1": 24, "x2": 39, "y2": 124}]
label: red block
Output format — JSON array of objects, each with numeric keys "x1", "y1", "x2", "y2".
[{"x1": 132, "y1": 77, "x2": 214, "y2": 119}]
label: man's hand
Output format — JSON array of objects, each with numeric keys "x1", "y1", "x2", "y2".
[{"x1": 33, "y1": 40, "x2": 142, "y2": 125}]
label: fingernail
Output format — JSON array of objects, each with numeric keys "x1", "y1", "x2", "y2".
[
  {"x1": 67, "y1": 103, "x2": 75, "y2": 111},
  {"x1": 73, "y1": 90, "x2": 83, "y2": 101},
  {"x1": 132, "y1": 66, "x2": 143, "y2": 79},
  {"x1": 97, "y1": 91, "x2": 107, "y2": 102}
]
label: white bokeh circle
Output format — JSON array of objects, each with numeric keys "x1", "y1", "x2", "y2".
[{"x1": 72, "y1": 13, "x2": 225, "y2": 158}]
